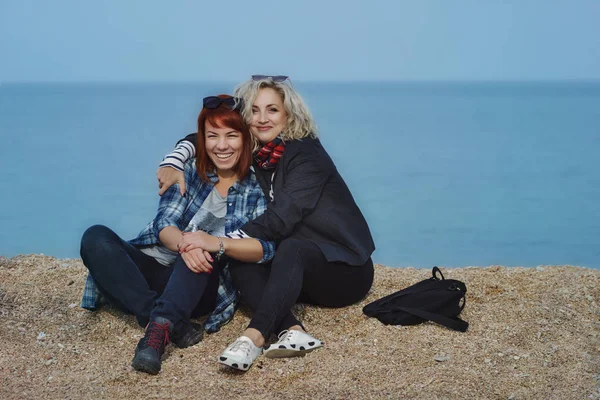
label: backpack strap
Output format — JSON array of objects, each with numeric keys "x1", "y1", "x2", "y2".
[
  {"x1": 432, "y1": 266, "x2": 444, "y2": 280},
  {"x1": 376, "y1": 267, "x2": 448, "y2": 301},
  {"x1": 397, "y1": 306, "x2": 469, "y2": 332}
]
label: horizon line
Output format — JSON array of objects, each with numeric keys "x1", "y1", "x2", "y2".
[{"x1": 3, "y1": 78, "x2": 600, "y2": 85}]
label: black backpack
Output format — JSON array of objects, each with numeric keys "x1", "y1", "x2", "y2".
[{"x1": 362, "y1": 267, "x2": 468, "y2": 332}]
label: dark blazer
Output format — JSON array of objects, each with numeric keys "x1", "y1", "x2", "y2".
[{"x1": 241, "y1": 138, "x2": 375, "y2": 266}]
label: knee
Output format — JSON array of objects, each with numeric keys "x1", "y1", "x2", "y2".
[
  {"x1": 273, "y1": 239, "x2": 318, "y2": 268},
  {"x1": 80, "y1": 224, "x2": 117, "y2": 257},
  {"x1": 276, "y1": 238, "x2": 311, "y2": 256}
]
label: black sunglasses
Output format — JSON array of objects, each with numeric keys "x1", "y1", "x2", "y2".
[
  {"x1": 251, "y1": 75, "x2": 289, "y2": 83},
  {"x1": 202, "y1": 96, "x2": 243, "y2": 111}
]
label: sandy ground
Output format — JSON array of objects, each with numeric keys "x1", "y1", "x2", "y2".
[{"x1": 0, "y1": 254, "x2": 598, "y2": 399}]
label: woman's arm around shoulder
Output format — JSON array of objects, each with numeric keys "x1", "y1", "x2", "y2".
[
  {"x1": 157, "y1": 133, "x2": 197, "y2": 196},
  {"x1": 153, "y1": 159, "x2": 197, "y2": 248}
]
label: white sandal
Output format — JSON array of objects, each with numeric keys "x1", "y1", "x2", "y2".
[
  {"x1": 218, "y1": 336, "x2": 262, "y2": 371},
  {"x1": 263, "y1": 330, "x2": 323, "y2": 358}
]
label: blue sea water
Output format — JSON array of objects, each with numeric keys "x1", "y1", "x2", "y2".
[{"x1": 0, "y1": 81, "x2": 599, "y2": 269}]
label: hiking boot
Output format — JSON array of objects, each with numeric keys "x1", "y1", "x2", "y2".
[
  {"x1": 263, "y1": 329, "x2": 323, "y2": 358},
  {"x1": 131, "y1": 317, "x2": 173, "y2": 375},
  {"x1": 172, "y1": 321, "x2": 204, "y2": 349}
]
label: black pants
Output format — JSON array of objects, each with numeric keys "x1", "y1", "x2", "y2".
[
  {"x1": 230, "y1": 238, "x2": 374, "y2": 340},
  {"x1": 80, "y1": 225, "x2": 220, "y2": 333}
]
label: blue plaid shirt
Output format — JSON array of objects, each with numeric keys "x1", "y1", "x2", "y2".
[{"x1": 81, "y1": 159, "x2": 274, "y2": 333}]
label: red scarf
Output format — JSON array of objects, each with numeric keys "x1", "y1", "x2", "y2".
[{"x1": 254, "y1": 137, "x2": 286, "y2": 170}]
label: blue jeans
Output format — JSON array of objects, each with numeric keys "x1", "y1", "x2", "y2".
[{"x1": 80, "y1": 225, "x2": 219, "y2": 333}]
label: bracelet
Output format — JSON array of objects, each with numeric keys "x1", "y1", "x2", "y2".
[{"x1": 215, "y1": 238, "x2": 225, "y2": 260}]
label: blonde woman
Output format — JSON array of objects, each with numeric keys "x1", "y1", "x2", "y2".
[{"x1": 158, "y1": 76, "x2": 375, "y2": 371}]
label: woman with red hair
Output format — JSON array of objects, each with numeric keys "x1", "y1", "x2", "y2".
[{"x1": 79, "y1": 95, "x2": 274, "y2": 375}]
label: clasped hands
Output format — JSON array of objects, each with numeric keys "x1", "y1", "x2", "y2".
[{"x1": 178, "y1": 230, "x2": 220, "y2": 274}]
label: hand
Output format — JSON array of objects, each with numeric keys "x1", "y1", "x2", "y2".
[
  {"x1": 157, "y1": 166, "x2": 186, "y2": 196},
  {"x1": 181, "y1": 248, "x2": 214, "y2": 274},
  {"x1": 179, "y1": 231, "x2": 221, "y2": 253}
]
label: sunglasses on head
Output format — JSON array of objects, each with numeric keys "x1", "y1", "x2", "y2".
[
  {"x1": 251, "y1": 75, "x2": 289, "y2": 83},
  {"x1": 202, "y1": 96, "x2": 243, "y2": 111}
]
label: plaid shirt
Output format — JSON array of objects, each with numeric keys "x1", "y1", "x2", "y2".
[{"x1": 81, "y1": 159, "x2": 274, "y2": 333}]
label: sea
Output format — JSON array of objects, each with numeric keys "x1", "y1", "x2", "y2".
[{"x1": 0, "y1": 81, "x2": 598, "y2": 269}]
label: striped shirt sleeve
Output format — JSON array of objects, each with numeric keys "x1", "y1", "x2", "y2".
[{"x1": 159, "y1": 140, "x2": 196, "y2": 172}]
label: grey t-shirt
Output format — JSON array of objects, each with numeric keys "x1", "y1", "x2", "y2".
[{"x1": 140, "y1": 187, "x2": 227, "y2": 266}]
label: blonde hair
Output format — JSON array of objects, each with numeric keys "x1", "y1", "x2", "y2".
[{"x1": 233, "y1": 78, "x2": 318, "y2": 142}]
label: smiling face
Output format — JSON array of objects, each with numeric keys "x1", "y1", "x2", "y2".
[
  {"x1": 250, "y1": 87, "x2": 288, "y2": 144},
  {"x1": 204, "y1": 121, "x2": 243, "y2": 176}
]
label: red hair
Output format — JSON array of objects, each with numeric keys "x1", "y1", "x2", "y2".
[{"x1": 196, "y1": 94, "x2": 252, "y2": 182}]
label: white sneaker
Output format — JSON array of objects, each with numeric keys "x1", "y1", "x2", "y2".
[
  {"x1": 263, "y1": 330, "x2": 323, "y2": 359},
  {"x1": 218, "y1": 336, "x2": 262, "y2": 371}
]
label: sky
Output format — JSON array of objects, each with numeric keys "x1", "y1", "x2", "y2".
[{"x1": 1, "y1": 0, "x2": 599, "y2": 82}]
